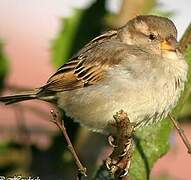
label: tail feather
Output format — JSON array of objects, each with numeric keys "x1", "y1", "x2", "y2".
[{"x1": 0, "y1": 93, "x2": 37, "y2": 105}]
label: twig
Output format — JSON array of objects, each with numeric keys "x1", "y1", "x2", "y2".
[
  {"x1": 179, "y1": 23, "x2": 191, "y2": 52},
  {"x1": 177, "y1": 23, "x2": 191, "y2": 110},
  {"x1": 50, "y1": 109, "x2": 87, "y2": 179},
  {"x1": 168, "y1": 113, "x2": 191, "y2": 154}
]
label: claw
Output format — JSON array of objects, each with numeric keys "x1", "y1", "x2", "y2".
[
  {"x1": 119, "y1": 140, "x2": 132, "y2": 157},
  {"x1": 120, "y1": 160, "x2": 131, "y2": 177},
  {"x1": 125, "y1": 142, "x2": 132, "y2": 151},
  {"x1": 108, "y1": 135, "x2": 117, "y2": 147},
  {"x1": 120, "y1": 170, "x2": 129, "y2": 178},
  {"x1": 119, "y1": 149, "x2": 127, "y2": 157},
  {"x1": 119, "y1": 169, "x2": 129, "y2": 177},
  {"x1": 105, "y1": 158, "x2": 111, "y2": 170},
  {"x1": 125, "y1": 140, "x2": 131, "y2": 146}
]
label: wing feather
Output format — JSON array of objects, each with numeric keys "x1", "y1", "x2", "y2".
[{"x1": 41, "y1": 30, "x2": 135, "y2": 92}]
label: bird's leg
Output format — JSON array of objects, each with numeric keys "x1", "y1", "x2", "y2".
[{"x1": 105, "y1": 110, "x2": 135, "y2": 178}]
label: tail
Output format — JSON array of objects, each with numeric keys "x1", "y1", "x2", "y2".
[{"x1": 0, "y1": 91, "x2": 38, "y2": 105}]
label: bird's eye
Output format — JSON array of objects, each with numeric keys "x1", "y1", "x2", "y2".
[{"x1": 148, "y1": 34, "x2": 157, "y2": 41}]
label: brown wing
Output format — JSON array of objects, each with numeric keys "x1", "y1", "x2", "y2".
[{"x1": 41, "y1": 30, "x2": 130, "y2": 92}]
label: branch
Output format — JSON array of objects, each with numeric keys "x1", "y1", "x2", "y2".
[
  {"x1": 50, "y1": 109, "x2": 87, "y2": 179},
  {"x1": 180, "y1": 23, "x2": 191, "y2": 52},
  {"x1": 168, "y1": 114, "x2": 191, "y2": 154}
]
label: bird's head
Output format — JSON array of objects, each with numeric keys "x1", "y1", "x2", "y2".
[{"x1": 118, "y1": 15, "x2": 179, "y2": 56}]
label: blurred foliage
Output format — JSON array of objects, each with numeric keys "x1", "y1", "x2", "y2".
[
  {"x1": 150, "y1": 3, "x2": 175, "y2": 18},
  {"x1": 52, "y1": 9, "x2": 83, "y2": 67},
  {"x1": 106, "y1": 0, "x2": 157, "y2": 28},
  {"x1": 177, "y1": 45, "x2": 191, "y2": 113},
  {"x1": 0, "y1": 40, "x2": 9, "y2": 91},
  {"x1": 52, "y1": 0, "x2": 107, "y2": 67},
  {"x1": 0, "y1": 41, "x2": 14, "y2": 175},
  {"x1": 0, "y1": 142, "x2": 30, "y2": 175}
]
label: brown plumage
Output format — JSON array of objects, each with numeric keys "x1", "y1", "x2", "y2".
[{"x1": 44, "y1": 30, "x2": 119, "y2": 91}]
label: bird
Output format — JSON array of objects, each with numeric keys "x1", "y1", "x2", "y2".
[{"x1": 0, "y1": 15, "x2": 188, "y2": 134}]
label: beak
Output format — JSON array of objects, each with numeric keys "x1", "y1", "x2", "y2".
[{"x1": 161, "y1": 36, "x2": 178, "y2": 51}]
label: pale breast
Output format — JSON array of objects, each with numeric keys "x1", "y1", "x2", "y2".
[{"x1": 57, "y1": 53, "x2": 188, "y2": 133}]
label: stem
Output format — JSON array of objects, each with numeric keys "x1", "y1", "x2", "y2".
[
  {"x1": 168, "y1": 114, "x2": 191, "y2": 154},
  {"x1": 179, "y1": 23, "x2": 191, "y2": 52},
  {"x1": 50, "y1": 109, "x2": 87, "y2": 179}
]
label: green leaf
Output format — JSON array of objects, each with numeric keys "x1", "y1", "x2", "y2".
[
  {"x1": 0, "y1": 40, "x2": 9, "y2": 91},
  {"x1": 52, "y1": 9, "x2": 84, "y2": 67},
  {"x1": 177, "y1": 46, "x2": 191, "y2": 122},
  {"x1": 130, "y1": 119, "x2": 172, "y2": 180}
]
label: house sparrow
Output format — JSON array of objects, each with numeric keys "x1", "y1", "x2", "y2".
[{"x1": 0, "y1": 15, "x2": 188, "y2": 134}]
